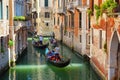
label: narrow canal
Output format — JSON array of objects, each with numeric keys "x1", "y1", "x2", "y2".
[{"x1": 0, "y1": 38, "x2": 102, "y2": 80}]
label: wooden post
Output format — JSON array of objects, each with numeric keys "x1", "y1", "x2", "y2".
[{"x1": 9, "y1": 0, "x2": 15, "y2": 67}]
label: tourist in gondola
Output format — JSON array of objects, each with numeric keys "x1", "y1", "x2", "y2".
[
  {"x1": 54, "y1": 44, "x2": 60, "y2": 54},
  {"x1": 54, "y1": 53, "x2": 61, "y2": 62},
  {"x1": 54, "y1": 45, "x2": 61, "y2": 62},
  {"x1": 39, "y1": 35, "x2": 43, "y2": 45}
]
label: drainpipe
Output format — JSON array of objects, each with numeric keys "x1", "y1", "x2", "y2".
[{"x1": 9, "y1": 0, "x2": 15, "y2": 67}]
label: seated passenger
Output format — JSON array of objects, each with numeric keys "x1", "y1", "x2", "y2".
[
  {"x1": 55, "y1": 53, "x2": 61, "y2": 62},
  {"x1": 50, "y1": 56, "x2": 55, "y2": 61},
  {"x1": 47, "y1": 51, "x2": 54, "y2": 59},
  {"x1": 54, "y1": 45, "x2": 60, "y2": 54}
]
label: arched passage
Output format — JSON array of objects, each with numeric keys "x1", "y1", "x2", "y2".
[{"x1": 109, "y1": 31, "x2": 120, "y2": 80}]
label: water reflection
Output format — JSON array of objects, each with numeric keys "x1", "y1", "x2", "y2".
[
  {"x1": 8, "y1": 63, "x2": 86, "y2": 80},
  {"x1": 34, "y1": 48, "x2": 46, "y2": 63},
  {"x1": 0, "y1": 38, "x2": 102, "y2": 80}
]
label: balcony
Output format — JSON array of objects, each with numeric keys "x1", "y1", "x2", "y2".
[
  {"x1": 26, "y1": 0, "x2": 31, "y2": 4},
  {"x1": 32, "y1": 7, "x2": 36, "y2": 13},
  {"x1": 75, "y1": 0, "x2": 89, "y2": 8},
  {"x1": 67, "y1": 2, "x2": 75, "y2": 13},
  {"x1": 0, "y1": 20, "x2": 9, "y2": 36},
  {"x1": 74, "y1": 0, "x2": 82, "y2": 6},
  {"x1": 41, "y1": 7, "x2": 52, "y2": 12},
  {"x1": 57, "y1": 8, "x2": 66, "y2": 15},
  {"x1": 14, "y1": 21, "x2": 26, "y2": 31}
]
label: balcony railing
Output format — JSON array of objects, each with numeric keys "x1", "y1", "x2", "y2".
[
  {"x1": 41, "y1": 7, "x2": 52, "y2": 12},
  {"x1": 57, "y1": 8, "x2": 65, "y2": 14},
  {"x1": 74, "y1": 0, "x2": 89, "y2": 7},
  {"x1": 67, "y1": 2, "x2": 75, "y2": 10},
  {"x1": 32, "y1": 7, "x2": 36, "y2": 12}
]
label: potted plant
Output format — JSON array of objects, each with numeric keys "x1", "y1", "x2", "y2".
[
  {"x1": 8, "y1": 39, "x2": 14, "y2": 47},
  {"x1": 14, "y1": 16, "x2": 26, "y2": 21}
]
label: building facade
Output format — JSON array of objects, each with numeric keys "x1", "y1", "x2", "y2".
[
  {"x1": 0, "y1": 0, "x2": 9, "y2": 74},
  {"x1": 53, "y1": 0, "x2": 90, "y2": 55},
  {"x1": 31, "y1": 0, "x2": 53, "y2": 36},
  {"x1": 53, "y1": 0, "x2": 120, "y2": 79},
  {"x1": 0, "y1": 0, "x2": 28, "y2": 74},
  {"x1": 90, "y1": 0, "x2": 120, "y2": 79}
]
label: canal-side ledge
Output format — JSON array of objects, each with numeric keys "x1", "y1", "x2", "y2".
[
  {"x1": 0, "y1": 47, "x2": 27, "y2": 76},
  {"x1": 74, "y1": 52, "x2": 107, "y2": 80},
  {"x1": 90, "y1": 57, "x2": 107, "y2": 80},
  {"x1": 73, "y1": 51, "x2": 107, "y2": 80},
  {"x1": 0, "y1": 63, "x2": 9, "y2": 76},
  {"x1": 61, "y1": 41, "x2": 107, "y2": 80}
]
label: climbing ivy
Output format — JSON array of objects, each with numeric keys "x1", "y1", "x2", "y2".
[
  {"x1": 87, "y1": 9, "x2": 92, "y2": 16},
  {"x1": 94, "y1": 0, "x2": 117, "y2": 21}
]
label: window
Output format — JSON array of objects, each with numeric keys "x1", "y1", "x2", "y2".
[
  {"x1": 69, "y1": 15, "x2": 70, "y2": 27},
  {"x1": 33, "y1": 12, "x2": 37, "y2": 18},
  {"x1": 88, "y1": 14, "x2": 91, "y2": 29},
  {"x1": 90, "y1": 0, "x2": 94, "y2": 15},
  {"x1": 0, "y1": 0, "x2": 3, "y2": 19},
  {"x1": 71, "y1": 13, "x2": 74, "y2": 28},
  {"x1": 45, "y1": 12, "x2": 50, "y2": 18},
  {"x1": 45, "y1": 0, "x2": 48, "y2": 7},
  {"x1": 79, "y1": 12, "x2": 82, "y2": 28},
  {"x1": 80, "y1": 35, "x2": 82, "y2": 43},
  {"x1": 57, "y1": 17, "x2": 59, "y2": 25},
  {"x1": 6, "y1": 6, "x2": 8, "y2": 19},
  {"x1": 92, "y1": 28, "x2": 94, "y2": 43},
  {"x1": 88, "y1": 36, "x2": 90, "y2": 44},
  {"x1": 87, "y1": 35, "x2": 90, "y2": 44},
  {"x1": 63, "y1": 0, "x2": 65, "y2": 7},
  {"x1": 58, "y1": 0, "x2": 60, "y2": 7},
  {"x1": 0, "y1": 37, "x2": 4, "y2": 53},
  {"x1": 46, "y1": 23, "x2": 49, "y2": 26},
  {"x1": 54, "y1": 17, "x2": 55, "y2": 25},
  {"x1": 69, "y1": 32, "x2": 71, "y2": 38},
  {"x1": 65, "y1": 15, "x2": 68, "y2": 27},
  {"x1": 58, "y1": 0, "x2": 62, "y2": 7}
]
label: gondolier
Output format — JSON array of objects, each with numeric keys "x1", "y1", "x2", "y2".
[{"x1": 39, "y1": 35, "x2": 43, "y2": 45}]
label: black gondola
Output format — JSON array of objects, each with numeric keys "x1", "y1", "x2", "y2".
[
  {"x1": 33, "y1": 41, "x2": 49, "y2": 49},
  {"x1": 47, "y1": 58, "x2": 70, "y2": 68}
]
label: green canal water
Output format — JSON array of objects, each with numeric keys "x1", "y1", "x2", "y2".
[{"x1": 0, "y1": 39, "x2": 102, "y2": 80}]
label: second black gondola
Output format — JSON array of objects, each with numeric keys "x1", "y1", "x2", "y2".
[{"x1": 33, "y1": 41, "x2": 49, "y2": 49}]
